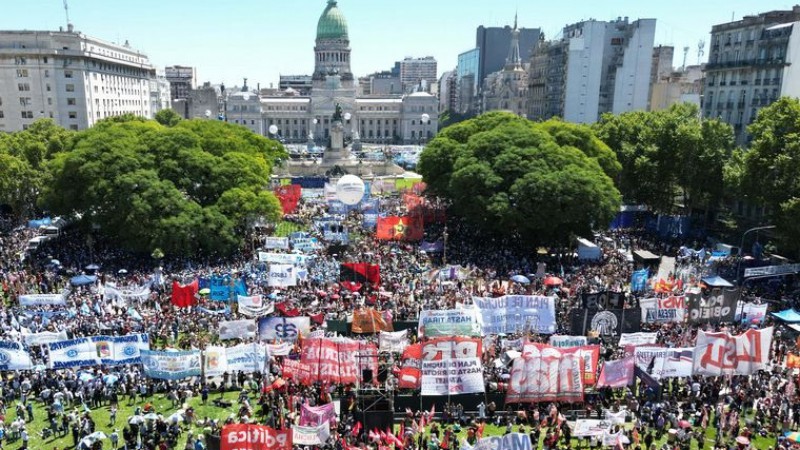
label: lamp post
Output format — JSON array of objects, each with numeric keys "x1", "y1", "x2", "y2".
[
  {"x1": 442, "y1": 224, "x2": 449, "y2": 266},
  {"x1": 420, "y1": 113, "x2": 430, "y2": 146},
  {"x1": 268, "y1": 124, "x2": 278, "y2": 140},
  {"x1": 737, "y1": 225, "x2": 775, "y2": 283}
]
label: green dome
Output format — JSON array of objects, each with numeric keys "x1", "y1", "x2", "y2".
[{"x1": 316, "y1": 0, "x2": 349, "y2": 40}]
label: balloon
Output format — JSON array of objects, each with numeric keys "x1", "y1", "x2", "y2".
[{"x1": 335, "y1": 175, "x2": 365, "y2": 205}]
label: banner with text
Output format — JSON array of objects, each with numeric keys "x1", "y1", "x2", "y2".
[
  {"x1": 237, "y1": 295, "x2": 274, "y2": 318},
  {"x1": 48, "y1": 334, "x2": 150, "y2": 369},
  {"x1": 219, "y1": 319, "x2": 258, "y2": 340},
  {"x1": 300, "y1": 338, "x2": 378, "y2": 385},
  {"x1": 639, "y1": 296, "x2": 687, "y2": 323},
  {"x1": 686, "y1": 289, "x2": 738, "y2": 323},
  {"x1": 548, "y1": 335, "x2": 588, "y2": 348},
  {"x1": 258, "y1": 317, "x2": 311, "y2": 342},
  {"x1": 268, "y1": 264, "x2": 297, "y2": 288},
  {"x1": 299, "y1": 403, "x2": 337, "y2": 427},
  {"x1": 618, "y1": 332, "x2": 658, "y2": 347},
  {"x1": 692, "y1": 327, "x2": 773, "y2": 376},
  {"x1": 204, "y1": 343, "x2": 268, "y2": 377},
  {"x1": 292, "y1": 423, "x2": 330, "y2": 446},
  {"x1": 22, "y1": 330, "x2": 69, "y2": 347},
  {"x1": 379, "y1": 330, "x2": 409, "y2": 353},
  {"x1": 140, "y1": 349, "x2": 201, "y2": 380},
  {"x1": 634, "y1": 347, "x2": 694, "y2": 379},
  {"x1": 264, "y1": 237, "x2": 290, "y2": 250},
  {"x1": 507, "y1": 344, "x2": 584, "y2": 403},
  {"x1": 19, "y1": 293, "x2": 66, "y2": 307},
  {"x1": 418, "y1": 309, "x2": 482, "y2": 337},
  {"x1": 472, "y1": 295, "x2": 557, "y2": 334},
  {"x1": 221, "y1": 424, "x2": 292, "y2": 450},
  {"x1": 0, "y1": 341, "x2": 34, "y2": 371}
]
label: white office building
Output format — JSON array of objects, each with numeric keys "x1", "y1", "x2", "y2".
[{"x1": 0, "y1": 26, "x2": 165, "y2": 132}]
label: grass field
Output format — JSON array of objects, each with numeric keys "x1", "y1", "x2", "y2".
[
  {"x1": 273, "y1": 221, "x2": 306, "y2": 237},
  {"x1": 4, "y1": 390, "x2": 778, "y2": 450}
]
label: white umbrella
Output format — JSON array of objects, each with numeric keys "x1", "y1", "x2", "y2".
[
  {"x1": 143, "y1": 412, "x2": 160, "y2": 420},
  {"x1": 128, "y1": 415, "x2": 145, "y2": 425}
]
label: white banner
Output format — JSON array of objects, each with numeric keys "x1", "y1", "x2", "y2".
[
  {"x1": 103, "y1": 283, "x2": 150, "y2": 304},
  {"x1": 379, "y1": 330, "x2": 409, "y2": 353},
  {"x1": 19, "y1": 293, "x2": 66, "y2": 307},
  {"x1": 738, "y1": 302, "x2": 768, "y2": 324},
  {"x1": 604, "y1": 410, "x2": 627, "y2": 425},
  {"x1": 22, "y1": 330, "x2": 69, "y2": 346},
  {"x1": 204, "y1": 343, "x2": 268, "y2": 377},
  {"x1": 639, "y1": 297, "x2": 686, "y2": 323},
  {"x1": 548, "y1": 335, "x2": 588, "y2": 348},
  {"x1": 258, "y1": 317, "x2": 311, "y2": 341},
  {"x1": 258, "y1": 252, "x2": 310, "y2": 266},
  {"x1": 0, "y1": 341, "x2": 33, "y2": 371},
  {"x1": 472, "y1": 295, "x2": 557, "y2": 334},
  {"x1": 693, "y1": 327, "x2": 773, "y2": 376},
  {"x1": 292, "y1": 422, "x2": 330, "y2": 446},
  {"x1": 267, "y1": 342, "x2": 292, "y2": 356},
  {"x1": 264, "y1": 237, "x2": 290, "y2": 250},
  {"x1": 237, "y1": 295, "x2": 274, "y2": 317},
  {"x1": 634, "y1": 347, "x2": 695, "y2": 379},
  {"x1": 48, "y1": 334, "x2": 150, "y2": 369},
  {"x1": 140, "y1": 350, "x2": 201, "y2": 380},
  {"x1": 618, "y1": 332, "x2": 658, "y2": 347},
  {"x1": 572, "y1": 420, "x2": 612, "y2": 437},
  {"x1": 268, "y1": 264, "x2": 297, "y2": 287},
  {"x1": 421, "y1": 357, "x2": 484, "y2": 395},
  {"x1": 419, "y1": 309, "x2": 482, "y2": 337},
  {"x1": 219, "y1": 319, "x2": 258, "y2": 340}
]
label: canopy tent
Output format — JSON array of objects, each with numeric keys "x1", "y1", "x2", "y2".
[
  {"x1": 771, "y1": 309, "x2": 800, "y2": 323},
  {"x1": 633, "y1": 250, "x2": 660, "y2": 268},
  {"x1": 576, "y1": 238, "x2": 601, "y2": 261},
  {"x1": 70, "y1": 274, "x2": 97, "y2": 286},
  {"x1": 701, "y1": 275, "x2": 734, "y2": 288}
]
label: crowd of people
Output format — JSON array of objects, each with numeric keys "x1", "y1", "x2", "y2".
[{"x1": 0, "y1": 188, "x2": 797, "y2": 450}]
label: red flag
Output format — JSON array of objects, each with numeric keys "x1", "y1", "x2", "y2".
[
  {"x1": 171, "y1": 279, "x2": 198, "y2": 308},
  {"x1": 376, "y1": 216, "x2": 423, "y2": 241},
  {"x1": 387, "y1": 427, "x2": 404, "y2": 448},
  {"x1": 351, "y1": 421, "x2": 362, "y2": 437},
  {"x1": 429, "y1": 404, "x2": 436, "y2": 419}
]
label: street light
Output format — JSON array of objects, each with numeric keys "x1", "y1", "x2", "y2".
[
  {"x1": 420, "y1": 113, "x2": 430, "y2": 146},
  {"x1": 268, "y1": 124, "x2": 278, "y2": 138},
  {"x1": 737, "y1": 224, "x2": 775, "y2": 283}
]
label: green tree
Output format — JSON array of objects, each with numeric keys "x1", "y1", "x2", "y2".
[
  {"x1": 741, "y1": 97, "x2": 800, "y2": 253},
  {"x1": 594, "y1": 103, "x2": 734, "y2": 216},
  {"x1": 155, "y1": 109, "x2": 183, "y2": 127},
  {"x1": 418, "y1": 111, "x2": 621, "y2": 245},
  {"x1": 42, "y1": 117, "x2": 285, "y2": 257}
]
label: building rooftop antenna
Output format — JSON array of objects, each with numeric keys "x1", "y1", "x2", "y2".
[{"x1": 63, "y1": 0, "x2": 71, "y2": 28}]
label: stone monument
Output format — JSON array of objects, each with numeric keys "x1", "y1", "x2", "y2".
[{"x1": 274, "y1": 102, "x2": 404, "y2": 178}]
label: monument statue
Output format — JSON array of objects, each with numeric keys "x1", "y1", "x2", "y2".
[{"x1": 332, "y1": 103, "x2": 343, "y2": 122}]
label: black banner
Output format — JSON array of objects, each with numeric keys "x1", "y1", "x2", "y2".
[
  {"x1": 570, "y1": 309, "x2": 641, "y2": 336},
  {"x1": 686, "y1": 288, "x2": 739, "y2": 323},
  {"x1": 579, "y1": 291, "x2": 626, "y2": 310}
]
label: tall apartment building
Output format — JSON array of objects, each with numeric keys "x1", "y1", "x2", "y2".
[
  {"x1": 0, "y1": 27, "x2": 164, "y2": 132},
  {"x1": 278, "y1": 75, "x2": 313, "y2": 96},
  {"x1": 702, "y1": 6, "x2": 800, "y2": 146},
  {"x1": 398, "y1": 56, "x2": 437, "y2": 93},
  {"x1": 358, "y1": 71, "x2": 402, "y2": 96},
  {"x1": 527, "y1": 17, "x2": 656, "y2": 123},
  {"x1": 164, "y1": 65, "x2": 196, "y2": 101},
  {"x1": 438, "y1": 70, "x2": 457, "y2": 112},
  {"x1": 456, "y1": 48, "x2": 480, "y2": 114},
  {"x1": 476, "y1": 25, "x2": 541, "y2": 88}
]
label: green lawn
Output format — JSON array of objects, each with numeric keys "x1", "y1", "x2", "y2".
[{"x1": 6, "y1": 392, "x2": 777, "y2": 450}]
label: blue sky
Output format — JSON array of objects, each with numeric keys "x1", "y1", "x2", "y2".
[{"x1": 2, "y1": 0, "x2": 796, "y2": 86}]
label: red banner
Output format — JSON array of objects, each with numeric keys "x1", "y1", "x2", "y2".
[
  {"x1": 221, "y1": 424, "x2": 292, "y2": 450},
  {"x1": 300, "y1": 338, "x2": 378, "y2": 385},
  {"x1": 340, "y1": 263, "x2": 381, "y2": 286},
  {"x1": 282, "y1": 359, "x2": 312, "y2": 385},
  {"x1": 274, "y1": 185, "x2": 302, "y2": 215},
  {"x1": 403, "y1": 193, "x2": 424, "y2": 210},
  {"x1": 397, "y1": 344, "x2": 422, "y2": 389},
  {"x1": 376, "y1": 216, "x2": 424, "y2": 241},
  {"x1": 422, "y1": 337, "x2": 482, "y2": 361},
  {"x1": 351, "y1": 308, "x2": 393, "y2": 334},
  {"x1": 788, "y1": 353, "x2": 800, "y2": 369},
  {"x1": 171, "y1": 280, "x2": 198, "y2": 308},
  {"x1": 508, "y1": 344, "x2": 585, "y2": 403},
  {"x1": 577, "y1": 345, "x2": 600, "y2": 386}
]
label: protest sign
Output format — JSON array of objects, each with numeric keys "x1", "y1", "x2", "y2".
[
  {"x1": 418, "y1": 309, "x2": 482, "y2": 337},
  {"x1": 292, "y1": 423, "x2": 330, "y2": 446},
  {"x1": 22, "y1": 330, "x2": 69, "y2": 346},
  {"x1": 237, "y1": 295, "x2": 274, "y2": 317},
  {"x1": 299, "y1": 403, "x2": 337, "y2": 427},
  {"x1": 19, "y1": 293, "x2": 66, "y2": 307},
  {"x1": 0, "y1": 341, "x2": 33, "y2": 371},
  {"x1": 597, "y1": 356, "x2": 635, "y2": 388},
  {"x1": 219, "y1": 319, "x2": 258, "y2": 340},
  {"x1": 421, "y1": 357, "x2": 484, "y2": 395},
  {"x1": 507, "y1": 344, "x2": 584, "y2": 403},
  {"x1": 268, "y1": 264, "x2": 297, "y2": 288},
  {"x1": 472, "y1": 295, "x2": 557, "y2": 334},
  {"x1": 639, "y1": 296, "x2": 687, "y2": 323},
  {"x1": 221, "y1": 424, "x2": 291, "y2": 450},
  {"x1": 379, "y1": 330, "x2": 409, "y2": 353},
  {"x1": 264, "y1": 237, "x2": 290, "y2": 250},
  {"x1": 686, "y1": 289, "x2": 738, "y2": 323},
  {"x1": 140, "y1": 350, "x2": 201, "y2": 380},
  {"x1": 48, "y1": 334, "x2": 150, "y2": 369},
  {"x1": 693, "y1": 327, "x2": 773, "y2": 376},
  {"x1": 468, "y1": 434, "x2": 532, "y2": 450},
  {"x1": 282, "y1": 359, "x2": 312, "y2": 384},
  {"x1": 204, "y1": 343, "x2": 268, "y2": 377},
  {"x1": 351, "y1": 308, "x2": 393, "y2": 334},
  {"x1": 634, "y1": 347, "x2": 694, "y2": 379},
  {"x1": 618, "y1": 332, "x2": 658, "y2": 347},
  {"x1": 258, "y1": 317, "x2": 311, "y2": 342},
  {"x1": 548, "y1": 335, "x2": 588, "y2": 348}
]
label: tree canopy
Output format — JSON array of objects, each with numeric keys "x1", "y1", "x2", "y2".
[
  {"x1": 418, "y1": 111, "x2": 621, "y2": 245},
  {"x1": 593, "y1": 103, "x2": 735, "y2": 215},
  {"x1": 740, "y1": 97, "x2": 800, "y2": 252},
  {"x1": 42, "y1": 117, "x2": 285, "y2": 257}
]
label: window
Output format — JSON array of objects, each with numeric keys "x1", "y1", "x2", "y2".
[
  {"x1": 64, "y1": 70, "x2": 73, "y2": 78},
  {"x1": 0, "y1": 111, "x2": 3, "y2": 118},
  {"x1": 19, "y1": 97, "x2": 31, "y2": 106},
  {"x1": 46, "y1": 84, "x2": 51, "y2": 92},
  {"x1": 67, "y1": 98, "x2": 76, "y2": 105},
  {"x1": 68, "y1": 111, "x2": 77, "y2": 119},
  {"x1": 48, "y1": 98, "x2": 52, "y2": 105},
  {"x1": 20, "y1": 111, "x2": 33, "y2": 119},
  {"x1": 43, "y1": 57, "x2": 48, "y2": 63},
  {"x1": 44, "y1": 70, "x2": 49, "y2": 78},
  {"x1": 15, "y1": 57, "x2": 27, "y2": 65},
  {"x1": 16, "y1": 69, "x2": 28, "y2": 77},
  {"x1": 17, "y1": 83, "x2": 30, "y2": 91},
  {"x1": 66, "y1": 84, "x2": 75, "y2": 92}
]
